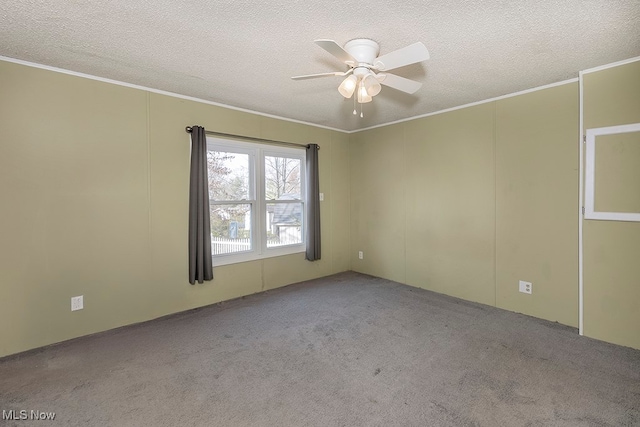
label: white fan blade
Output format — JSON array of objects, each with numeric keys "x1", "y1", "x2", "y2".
[
  {"x1": 291, "y1": 69, "x2": 352, "y2": 80},
  {"x1": 377, "y1": 73, "x2": 422, "y2": 94},
  {"x1": 374, "y1": 42, "x2": 430, "y2": 71},
  {"x1": 314, "y1": 39, "x2": 357, "y2": 65}
]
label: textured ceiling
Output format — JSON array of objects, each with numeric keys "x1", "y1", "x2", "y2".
[{"x1": 1, "y1": 1, "x2": 639, "y2": 131}]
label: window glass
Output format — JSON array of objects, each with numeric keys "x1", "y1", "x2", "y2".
[
  {"x1": 210, "y1": 204, "x2": 252, "y2": 255},
  {"x1": 207, "y1": 140, "x2": 306, "y2": 264},
  {"x1": 266, "y1": 202, "x2": 303, "y2": 247},
  {"x1": 209, "y1": 149, "x2": 253, "y2": 256},
  {"x1": 264, "y1": 156, "x2": 301, "y2": 200},
  {"x1": 208, "y1": 151, "x2": 250, "y2": 201}
]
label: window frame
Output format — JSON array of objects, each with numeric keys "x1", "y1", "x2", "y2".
[
  {"x1": 207, "y1": 137, "x2": 306, "y2": 266},
  {"x1": 584, "y1": 123, "x2": 640, "y2": 222}
]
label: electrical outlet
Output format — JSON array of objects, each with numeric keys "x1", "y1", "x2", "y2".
[
  {"x1": 358, "y1": 251, "x2": 363, "y2": 260},
  {"x1": 71, "y1": 295, "x2": 84, "y2": 311},
  {"x1": 518, "y1": 281, "x2": 532, "y2": 294}
]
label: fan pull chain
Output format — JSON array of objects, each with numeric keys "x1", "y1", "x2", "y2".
[
  {"x1": 353, "y1": 92, "x2": 357, "y2": 115},
  {"x1": 360, "y1": 101, "x2": 363, "y2": 118}
]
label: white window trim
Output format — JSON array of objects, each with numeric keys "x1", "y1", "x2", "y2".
[
  {"x1": 207, "y1": 137, "x2": 306, "y2": 266},
  {"x1": 584, "y1": 123, "x2": 640, "y2": 222}
]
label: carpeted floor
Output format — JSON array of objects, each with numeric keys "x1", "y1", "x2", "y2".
[{"x1": 1, "y1": 272, "x2": 639, "y2": 426}]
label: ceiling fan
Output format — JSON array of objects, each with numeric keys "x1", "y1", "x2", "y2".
[{"x1": 292, "y1": 39, "x2": 429, "y2": 115}]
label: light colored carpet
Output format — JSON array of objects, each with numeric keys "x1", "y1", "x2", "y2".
[{"x1": 1, "y1": 272, "x2": 639, "y2": 426}]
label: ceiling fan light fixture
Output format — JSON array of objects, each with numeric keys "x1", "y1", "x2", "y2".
[
  {"x1": 338, "y1": 75, "x2": 358, "y2": 98},
  {"x1": 363, "y1": 74, "x2": 382, "y2": 97},
  {"x1": 357, "y1": 84, "x2": 372, "y2": 103},
  {"x1": 293, "y1": 38, "x2": 430, "y2": 113}
]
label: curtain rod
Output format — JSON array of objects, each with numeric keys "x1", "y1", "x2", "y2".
[{"x1": 185, "y1": 127, "x2": 318, "y2": 150}]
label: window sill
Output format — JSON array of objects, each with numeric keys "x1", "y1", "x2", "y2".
[{"x1": 212, "y1": 244, "x2": 306, "y2": 267}]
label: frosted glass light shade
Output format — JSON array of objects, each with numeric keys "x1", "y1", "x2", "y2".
[
  {"x1": 338, "y1": 75, "x2": 357, "y2": 98},
  {"x1": 357, "y1": 85, "x2": 372, "y2": 103},
  {"x1": 363, "y1": 74, "x2": 381, "y2": 96}
]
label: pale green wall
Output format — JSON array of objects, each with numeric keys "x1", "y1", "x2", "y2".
[
  {"x1": 351, "y1": 83, "x2": 580, "y2": 328},
  {"x1": 349, "y1": 125, "x2": 407, "y2": 284},
  {"x1": 583, "y1": 60, "x2": 640, "y2": 349},
  {"x1": 594, "y1": 132, "x2": 640, "y2": 213},
  {"x1": 2, "y1": 56, "x2": 637, "y2": 357},
  {"x1": 495, "y1": 84, "x2": 579, "y2": 327},
  {"x1": 0, "y1": 60, "x2": 350, "y2": 357},
  {"x1": 405, "y1": 104, "x2": 496, "y2": 306}
]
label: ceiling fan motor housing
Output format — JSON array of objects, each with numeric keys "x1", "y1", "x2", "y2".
[{"x1": 344, "y1": 39, "x2": 380, "y2": 66}]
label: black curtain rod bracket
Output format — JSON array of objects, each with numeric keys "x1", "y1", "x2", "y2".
[{"x1": 185, "y1": 126, "x2": 318, "y2": 150}]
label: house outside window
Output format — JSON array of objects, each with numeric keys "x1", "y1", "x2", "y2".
[{"x1": 207, "y1": 138, "x2": 305, "y2": 265}]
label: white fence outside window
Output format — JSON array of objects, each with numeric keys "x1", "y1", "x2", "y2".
[{"x1": 211, "y1": 235, "x2": 302, "y2": 255}]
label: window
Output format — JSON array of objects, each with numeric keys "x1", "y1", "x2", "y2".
[
  {"x1": 207, "y1": 137, "x2": 306, "y2": 265},
  {"x1": 585, "y1": 123, "x2": 640, "y2": 222}
]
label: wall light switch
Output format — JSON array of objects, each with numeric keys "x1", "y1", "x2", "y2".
[{"x1": 319, "y1": 193, "x2": 324, "y2": 201}]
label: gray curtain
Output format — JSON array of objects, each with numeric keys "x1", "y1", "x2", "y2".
[
  {"x1": 305, "y1": 144, "x2": 321, "y2": 261},
  {"x1": 188, "y1": 126, "x2": 213, "y2": 284}
]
